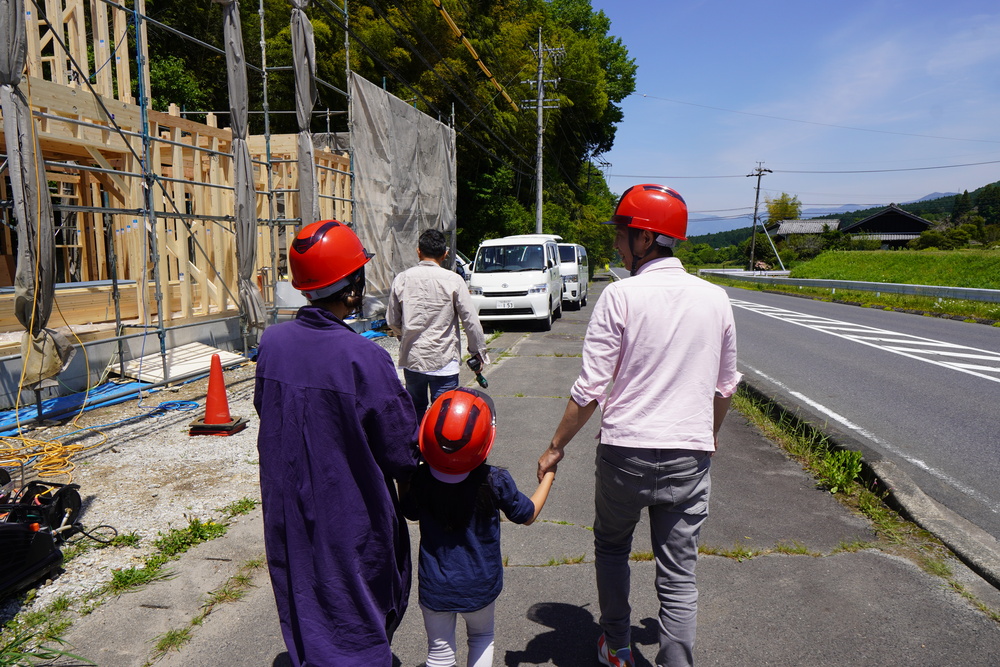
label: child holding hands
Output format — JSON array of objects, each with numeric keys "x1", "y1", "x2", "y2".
[{"x1": 401, "y1": 388, "x2": 555, "y2": 667}]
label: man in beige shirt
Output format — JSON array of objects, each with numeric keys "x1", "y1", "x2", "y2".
[{"x1": 387, "y1": 229, "x2": 489, "y2": 417}]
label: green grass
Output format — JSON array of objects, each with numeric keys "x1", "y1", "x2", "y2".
[
  {"x1": 789, "y1": 249, "x2": 1000, "y2": 289},
  {"x1": 732, "y1": 386, "x2": 1000, "y2": 625},
  {"x1": 704, "y1": 248, "x2": 1000, "y2": 322},
  {"x1": 219, "y1": 497, "x2": 258, "y2": 518}
]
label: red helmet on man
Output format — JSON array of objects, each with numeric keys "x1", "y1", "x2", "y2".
[
  {"x1": 289, "y1": 219, "x2": 374, "y2": 300},
  {"x1": 419, "y1": 388, "x2": 496, "y2": 477},
  {"x1": 606, "y1": 184, "x2": 688, "y2": 242}
]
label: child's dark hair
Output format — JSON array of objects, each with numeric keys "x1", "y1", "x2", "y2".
[{"x1": 411, "y1": 463, "x2": 497, "y2": 532}]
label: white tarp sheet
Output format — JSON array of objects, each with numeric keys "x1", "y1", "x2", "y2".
[{"x1": 348, "y1": 72, "x2": 457, "y2": 303}]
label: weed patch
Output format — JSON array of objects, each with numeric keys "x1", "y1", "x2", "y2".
[{"x1": 732, "y1": 385, "x2": 1000, "y2": 625}]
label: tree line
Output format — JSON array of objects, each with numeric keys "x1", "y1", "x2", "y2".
[
  {"x1": 679, "y1": 182, "x2": 1000, "y2": 267},
  {"x1": 140, "y1": 0, "x2": 628, "y2": 267}
]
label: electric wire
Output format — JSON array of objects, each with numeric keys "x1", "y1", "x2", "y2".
[
  {"x1": 25, "y1": 0, "x2": 242, "y2": 308},
  {"x1": 312, "y1": 0, "x2": 534, "y2": 176},
  {"x1": 4, "y1": 1, "x2": 240, "y2": 480},
  {"x1": 333, "y1": 0, "x2": 536, "y2": 175},
  {"x1": 637, "y1": 92, "x2": 1000, "y2": 145}
]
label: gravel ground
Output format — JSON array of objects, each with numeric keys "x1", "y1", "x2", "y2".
[{"x1": 0, "y1": 332, "x2": 408, "y2": 625}]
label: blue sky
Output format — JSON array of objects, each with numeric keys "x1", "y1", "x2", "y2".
[{"x1": 587, "y1": 0, "x2": 1000, "y2": 233}]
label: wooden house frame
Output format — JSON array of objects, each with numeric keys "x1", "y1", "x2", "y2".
[{"x1": 0, "y1": 0, "x2": 351, "y2": 356}]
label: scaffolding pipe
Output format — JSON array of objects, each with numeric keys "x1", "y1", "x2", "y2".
[{"x1": 132, "y1": 0, "x2": 169, "y2": 378}]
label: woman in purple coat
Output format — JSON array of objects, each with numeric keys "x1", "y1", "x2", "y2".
[{"x1": 254, "y1": 220, "x2": 420, "y2": 666}]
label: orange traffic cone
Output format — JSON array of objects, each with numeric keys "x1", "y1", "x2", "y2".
[{"x1": 189, "y1": 354, "x2": 248, "y2": 436}]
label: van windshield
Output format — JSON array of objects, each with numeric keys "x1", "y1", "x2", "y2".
[
  {"x1": 558, "y1": 246, "x2": 576, "y2": 262},
  {"x1": 474, "y1": 244, "x2": 546, "y2": 272}
]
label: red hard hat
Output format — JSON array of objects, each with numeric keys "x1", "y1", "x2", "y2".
[
  {"x1": 419, "y1": 388, "x2": 497, "y2": 476},
  {"x1": 605, "y1": 184, "x2": 688, "y2": 241},
  {"x1": 289, "y1": 219, "x2": 374, "y2": 300}
]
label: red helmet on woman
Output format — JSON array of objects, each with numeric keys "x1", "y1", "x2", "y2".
[
  {"x1": 606, "y1": 184, "x2": 688, "y2": 241},
  {"x1": 289, "y1": 219, "x2": 374, "y2": 300},
  {"x1": 419, "y1": 388, "x2": 496, "y2": 477}
]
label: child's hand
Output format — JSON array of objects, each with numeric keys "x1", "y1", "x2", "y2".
[{"x1": 526, "y1": 471, "x2": 556, "y2": 525}]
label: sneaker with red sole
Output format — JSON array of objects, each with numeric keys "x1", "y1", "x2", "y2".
[{"x1": 597, "y1": 633, "x2": 634, "y2": 667}]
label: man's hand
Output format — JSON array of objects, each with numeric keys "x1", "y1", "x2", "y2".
[{"x1": 538, "y1": 445, "x2": 564, "y2": 482}]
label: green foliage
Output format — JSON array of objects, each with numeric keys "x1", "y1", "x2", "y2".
[
  {"x1": 686, "y1": 227, "x2": 754, "y2": 249},
  {"x1": 951, "y1": 190, "x2": 973, "y2": 222},
  {"x1": 811, "y1": 180, "x2": 1000, "y2": 229},
  {"x1": 0, "y1": 625, "x2": 87, "y2": 666},
  {"x1": 140, "y1": 0, "x2": 630, "y2": 267},
  {"x1": 789, "y1": 249, "x2": 1000, "y2": 289},
  {"x1": 154, "y1": 519, "x2": 227, "y2": 558},
  {"x1": 975, "y1": 184, "x2": 1000, "y2": 225},
  {"x1": 765, "y1": 192, "x2": 802, "y2": 222},
  {"x1": 739, "y1": 232, "x2": 778, "y2": 267},
  {"x1": 148, "y1": 56, "x2": 211, "y2": 114},
  {"x1": 220, "y1": 498, "x2": 258, "y2": 518},
  {"x1": 817, "y1": 449, "x2": 863, "y2": 494}
]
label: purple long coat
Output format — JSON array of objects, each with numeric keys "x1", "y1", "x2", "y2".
[{"x1": 254, "y1": 306, "x2": 420, "y2": 666}]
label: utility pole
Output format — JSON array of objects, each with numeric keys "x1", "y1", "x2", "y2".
[
  {"x1": 524, "y1": 29, "x2": 563, "y2": 234},
  {"x1": 747, "y1": 163, "x2": 772, "y2": 272}
]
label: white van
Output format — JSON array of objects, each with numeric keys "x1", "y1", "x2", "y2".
[
  {"x1": 558, "y1": 243, "x2": 589, "y2": 309},
  {"x1": 469, "y1": 234, "x2": 563, "y2": 330}
]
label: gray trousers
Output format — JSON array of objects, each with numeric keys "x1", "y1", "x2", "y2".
[{"x1": 594, "y1": 444, "x2": 711, "y2": 667}]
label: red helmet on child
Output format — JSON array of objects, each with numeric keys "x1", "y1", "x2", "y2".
[
  {"x1": 419, "y1": 388, "x2": 496, "y2": 476},
  {"x1": 289, "y1": 219, "x2": 374, "y2": 300},
  {"x1": 605, "y1": 183, "x2": 688, "y2": 241}
]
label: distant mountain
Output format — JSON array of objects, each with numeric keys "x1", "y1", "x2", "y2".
[
  {"x1": 687, "y1": 191, "x2": 962, "y2": 236},
  {"x1": 907, "y1": 192, "x2": 958, "y2": 203},
  {"x1": 687, "y1": 213, "x2": 754, "y2": 236},
  {"x1": 801, "y1": 204, "x2": 870, "y2": 218}
]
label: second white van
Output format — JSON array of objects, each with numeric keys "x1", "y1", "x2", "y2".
[
  {"x1": 468, "y1": 234, "x2": 563, "y2": 330},
  {"x1": 558, "y1": 243, "x2": 589, "y2": 309}
]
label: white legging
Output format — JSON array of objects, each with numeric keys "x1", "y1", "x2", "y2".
[{"x1": 420, "y1": 601, "x2": 496, "y2": 667}]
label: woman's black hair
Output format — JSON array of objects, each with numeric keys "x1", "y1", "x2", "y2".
[
  {"x1": 410, "y1": 463, "x2": 497, "y2": 532},
  {"x1": 311, "y1": 267, "x2": 365, "y2": 312}
]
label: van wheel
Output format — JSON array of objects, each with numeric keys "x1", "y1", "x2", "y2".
[
  {"x1": 539, "y1": 308, "x2": 552, "y2": 331},
  {"x1": 554, "y1": 302, "x2": 562, "y2": 319},
  {"x1": 581, "y1": 293, "x2": 587, "y2": 308}
]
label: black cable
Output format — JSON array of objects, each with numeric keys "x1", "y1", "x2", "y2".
[
  {"x1": 772, "y1": 159, "x2": 1000, "y2": 174},
  {"x1": 65, "y1": 523, "x2": 119, "y2": 545},
  {"x1": 345, "y1": 0, "x2": 535, "y2": 174},
  {"x1": 312, "y1": 0, "x2": 534, "y2": 176},
  {"x1": 386, "y1": 0, "x2": 534, "y2": 158},
  {"x1": 637, "y1": 92, "x2": 1000, "y2": 145}
]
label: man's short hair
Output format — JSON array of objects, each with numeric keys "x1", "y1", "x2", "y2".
[{"x1": 419, "y1": 229, "x2": 448, "y2": 259}]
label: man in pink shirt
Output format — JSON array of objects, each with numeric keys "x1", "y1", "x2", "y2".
[{"x1": 538, "y1": 184, "x2": 741, "y2": 667}]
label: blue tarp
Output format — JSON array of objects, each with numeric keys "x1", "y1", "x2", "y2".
[{"x1": 0, "y1": 382, "x2": 152, "y2": 436}]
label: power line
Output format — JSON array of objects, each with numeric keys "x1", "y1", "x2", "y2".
[
  {"x1": 637, "y1": 93, "x2": 1000, "y2": 144},
  {"x1": 610, "y1": 157, "x2": 1000, "y2": 181},
  {"x1": 312, "y1": 0, "x2": 534, "y2": 177},
  {"x1": 772, "y1": 159, "x2": 1000, "y2": 174},
  {"x1": 610, "y1": 173, "x2": 746, "y2": 179},
  {"x1": 381, "y1": 0, "x2": 534, "y2": 160}
]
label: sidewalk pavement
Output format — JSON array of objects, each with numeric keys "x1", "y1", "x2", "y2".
[{"x1": 52, "y1": 276, "x2": 1000, "y2": 666}]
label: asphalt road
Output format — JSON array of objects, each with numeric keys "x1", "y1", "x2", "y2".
[
  {"x1": 723, "y1": 285, "x2": 1000, "y2": 538},
  {"x1": 48, "y1": 274, "x2": 1000, "y2": 666}
]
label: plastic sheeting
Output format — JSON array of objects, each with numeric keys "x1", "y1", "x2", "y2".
[
  {"x1": 348, "y1": 72, "x2": 457, "y2": 302},
  {"x1": 0, "y1": 381, "x2": 152, "y2": 436},
  {"x1": 291, "y1": 0, "x2": 319, "y2": 227},
  {"x1": 1, "y1": 0, "x2": 74, "y2": 389},
  {"x1": 217, "y1": 0, "x2": 266, "y2": 329}
]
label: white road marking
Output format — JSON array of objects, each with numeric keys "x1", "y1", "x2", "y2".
[
  {"x1": 744, "y1": 365, "x2": 998, "y2": 511},
  {"x1": 731, "y1": 299, "x2": 1000, "y2": 384}
]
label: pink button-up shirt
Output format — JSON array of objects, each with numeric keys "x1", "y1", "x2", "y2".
[{"x1": 570, "y1": 257, "x2": 742, "y2": 451}]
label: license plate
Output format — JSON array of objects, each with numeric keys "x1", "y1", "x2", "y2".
[{"x1": 497, "y1": 300, "x2": 514, "y2": 309}]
